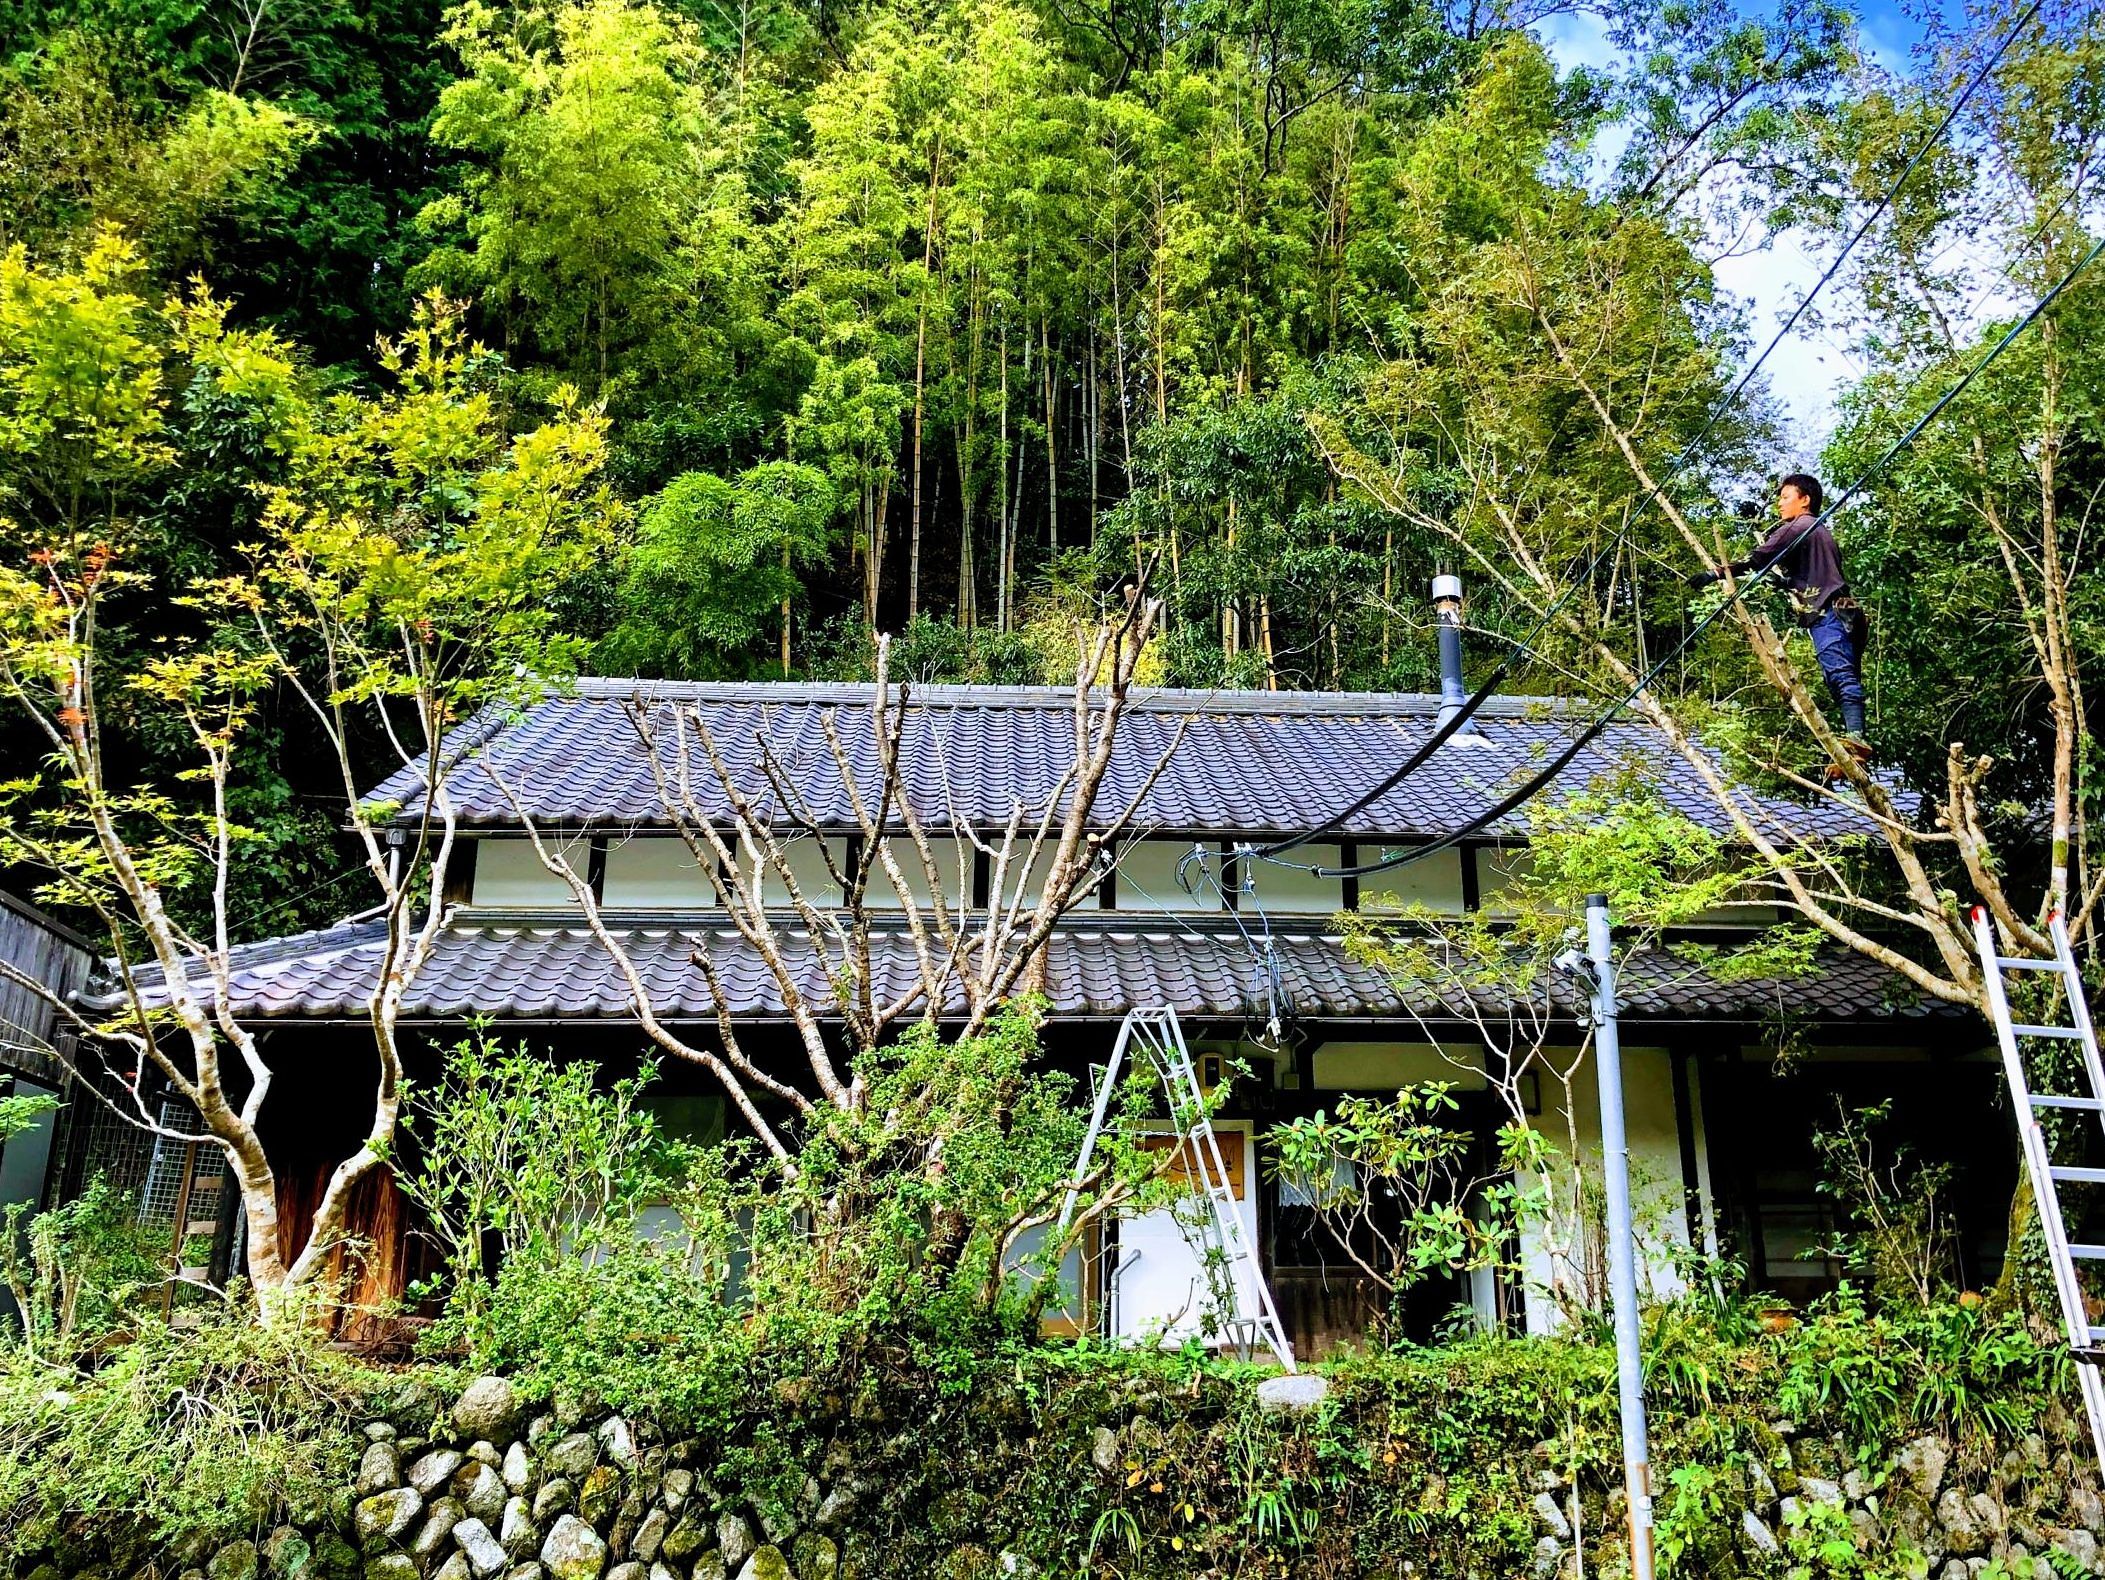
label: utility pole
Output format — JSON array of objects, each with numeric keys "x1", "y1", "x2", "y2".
[{"x1": 1586, "y1": 892, "x2": 1655, "y2": 1580}]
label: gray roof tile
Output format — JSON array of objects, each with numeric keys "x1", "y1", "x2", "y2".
[
  {"x1": 98, "y1": 915, "x2": 1963, "y2": 1029},
  {"x1": 363, "y1": 680, "x2": 1904, "y2": 842}
]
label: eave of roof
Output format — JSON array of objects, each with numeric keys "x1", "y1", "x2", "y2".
[{"x1": 89, "y1": 909, "x2": 1967, "y2": 1034}]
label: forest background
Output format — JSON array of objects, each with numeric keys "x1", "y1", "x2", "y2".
[{"x1": 0, "y1": 0, "x2": 2098, "y2": 940}]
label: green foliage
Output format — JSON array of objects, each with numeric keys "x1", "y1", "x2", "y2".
[
  {"x1": 1811, "y1": 1098, "x2": 1962, "y2": 1309},
  {"x1": 0, "y1": 1296, "x2": 378, "y2": 1564},
  {"x1": 598, "y1": 461, "x2": 834, "y2": 675},
  {"x1": 1269, "y1": 1083, "x2": 1524, "y2": 1313},
  {"x1": 0, "y1": 1177, "x2": 171, "y2": 1362},
  {"x1": 0, "y1": 1265, "x2": 2080, "y2": 1575},
  {"x1": 461, "y1": 1234, "x2": 755, "y2": 1425},
  {"x1": 260, "y1": 292, "x2": 624, "y2": 718},
  {"x1": 1774, "y1": 1284, "x2": 2057, "y2": 1451},
  {"x1": 0, "y1": 1089, "x2": 56, "y2": 1144},
  {"x1": 399, "y1": 1032, "x2": 688, "y2": 1332},
  {"x1": 412, "y1": 1003, "x2": 1177, "y2": 1402},
  {"x1": 421, "y1": 0, "x2": 742, "y2": 403}
]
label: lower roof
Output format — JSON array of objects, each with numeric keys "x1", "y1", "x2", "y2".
[{"x1": 94, "y1": 911, "x2": 1971, "y2": 1036}]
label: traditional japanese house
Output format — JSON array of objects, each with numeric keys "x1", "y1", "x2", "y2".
[{"x1": 68, "y1": 658, "x2": 2005, "y2": 1358}]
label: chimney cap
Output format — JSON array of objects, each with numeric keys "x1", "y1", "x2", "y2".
[{"x1": 1431, "y1": 573, "x2": 1463, "y2": 603}]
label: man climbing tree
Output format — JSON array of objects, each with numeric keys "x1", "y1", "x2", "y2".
[{"x1": 1687, "y1": 473, "x2": 1871, "y2": 765}]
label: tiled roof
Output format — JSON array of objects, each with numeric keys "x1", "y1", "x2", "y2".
[
  {"x1": 362, "y1": 680, "x2": 1902, "y2": 843},
  {"x1": 96, "y1": 914, "x2": 1965, "y2": 1030}
]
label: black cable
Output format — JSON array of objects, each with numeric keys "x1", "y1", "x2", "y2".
[
  {"x1": 1316, "y1": 230, "x2": 2105, "y2": 882},
  {"x1": 1255, "y1": 0, "x2": 2049, "y2": 863}
]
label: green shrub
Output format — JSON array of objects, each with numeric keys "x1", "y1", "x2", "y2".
[
  {"x1": 411, "y1": 1007, "x2": 1178, "y2": 1416},
  {"x1": 1774, "y1": 1282, "x2": 2058, "y2": 1450},
  {"x1": 0, "y1": 1297, "x2": 375, "y2": 1564},
  {"x1": 2, "y1": 1176, "x2": 176, "y2": 1361},
  {"x1": 462, "y1": 1231, "x2": 755, "y2": 1425}
]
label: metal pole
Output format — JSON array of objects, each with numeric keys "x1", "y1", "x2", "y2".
[{"x1": 1586, "y1": 893, "x2": 1655, "y2": 1580}]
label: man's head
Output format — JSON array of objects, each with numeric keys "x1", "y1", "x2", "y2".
[{"x1": 1778, "y1": 473, "x2": 1823, "y2": 520}]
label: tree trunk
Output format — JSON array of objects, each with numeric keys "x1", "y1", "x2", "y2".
[
  {"x1": 1043, "y1": 318, "x2": 1058, "y2": 552},
  {"x1": 908, "y1": 135, "x2": 943, "y2": 624},
  {"x1": 1381, "y1": 524, "x2": 1393, "y2": 668},
  {"x1": 998, "y1": 325, "x2": 1011, "y2": 631}
]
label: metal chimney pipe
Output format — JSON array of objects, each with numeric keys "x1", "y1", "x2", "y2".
[{"x1": 1432, "y1": 574, "x2": 1473, "y2": 732}]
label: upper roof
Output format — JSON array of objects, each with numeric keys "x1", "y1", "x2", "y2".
[{"x1": 365, "y1": 680, "x2": 1896, "y2": 843}]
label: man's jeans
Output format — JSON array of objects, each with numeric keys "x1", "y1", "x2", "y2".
[{"x1": 1807, "y1": 606, "x2": 1868, "y2": 736}]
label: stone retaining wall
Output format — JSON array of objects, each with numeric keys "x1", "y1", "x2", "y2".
[{"x1": 18, "y1": 1372, "x2": 2105, "y2": 1579}]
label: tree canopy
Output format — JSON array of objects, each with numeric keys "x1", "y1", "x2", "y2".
[{"x1": 0, "y1": 0, "x2": 2097, "y2": 962}]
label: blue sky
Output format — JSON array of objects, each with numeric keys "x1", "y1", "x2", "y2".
[{"x1": 1533, "y1": 2, "x2": 1955, "y2": 458}]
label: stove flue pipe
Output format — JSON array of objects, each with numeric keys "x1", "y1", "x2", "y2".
[{"x1": 1432, "y1": 574, "x2": 1474, "y2": 734}]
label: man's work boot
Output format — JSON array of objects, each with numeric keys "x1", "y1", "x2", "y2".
[{"x1": 1823, "y1": 737, "x2": 1873, "y2": 784}]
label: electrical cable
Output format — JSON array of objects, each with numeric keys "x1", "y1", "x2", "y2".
[
  {"x1": 1111, "y1": 851, "x2": 1290, "y2": 1037},
  {"x1": 1311, "y1": 228, "x2": 2105, "y2": 882},
  {"x1": 1253, "y1": 0, "x2": 2049, "y2": 864}
]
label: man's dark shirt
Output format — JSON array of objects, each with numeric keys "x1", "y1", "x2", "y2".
[{"x1": 1737, "y1": 509, "x2": 1849, "y2": 618}]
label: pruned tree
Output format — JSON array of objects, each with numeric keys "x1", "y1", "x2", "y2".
[
  {"x1": 1319, "y1": 11, "x2": 2102, "y2": 1011},
  {"x1": 0, "y1": 259, "x2": 618, "y2": 1316},
  {"x1": 494, "y1": 592, "x2": 1179, "y2": 1304}
]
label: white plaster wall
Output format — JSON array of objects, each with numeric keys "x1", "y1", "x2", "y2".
[
  {"x1": 753, "y1": 835, "x2": 842, "y2": 908},
  {"x1": 602, "y1": 836, "x2": 718, "y2": 907},
  {"x1": 1115, "y1": 841, "x2": 1222, "y2": 912},
  {"x1": 472, "y1": 836, "x2": 588, "y2": 907},
  {"x1": 1473, "y1": 845, "x2": 1533, "y2": 914},
  {"x1": 866, "y1": 837, "x2": 970, "y2": 910},
  {"x1": 1242, "y1": 845, "x2": 1346, "y2": 916},
  {"x1": 1311, "y1": 1041, "x2": 1489, "y2": 1092},
  {"x1": 987, "y1": 839, "x2": 1063, "y2": 913},
  {"x1": 1351, "y1": 847, "x2": 1467, "y2": 915}
]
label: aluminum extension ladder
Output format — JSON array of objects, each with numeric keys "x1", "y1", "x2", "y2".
[
  {"x1": 1058, "y1": 1007, "x2": 1296, "y2": 1371},
  {"x1": 1973, "y1": 906, "x2": 2105, "y2": 1471}
]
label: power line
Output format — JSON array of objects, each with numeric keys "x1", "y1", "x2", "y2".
[
  {"x1": 1308, "y1": 230, "x2": 2105, "y2": 883},
  {"x1": 1256, "y1": 0, "x2": 2048, "y2": 863}
]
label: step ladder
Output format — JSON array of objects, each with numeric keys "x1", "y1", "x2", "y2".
[
  {"x1": 1058, "y1": 1007, "x2": 1296, "y2": 1371},
  {"x1": 1972, "y1": 906, "x2": 2105, "y2": 1471}
]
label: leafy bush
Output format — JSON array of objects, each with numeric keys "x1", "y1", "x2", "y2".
[
  {"x1": 1269, "y1": 1082, "x2": 1530, "y2": 1318},
  {"x1": 461, "y1": 1231, "x2": 756, "y2": 1425},
  {"x1": 1774, "y1": 1282, "x2": 2058, "y2": 1449},
  {"x1": 399, "y1": 1034, "x2": 688, "y2": 1336},
  {"x1": 2, "y1": 1176, "x2": 176, "y2": 1362},
  {"x1": 411, "y1": 1006, "x2": 1180, "y2": 1409},
  {"x1": 0, "y1": 1297, "x2": 375, "y2": 1564},
  {"x1": 1812, "y1": 1097, "x2": 1962, "y2": 1307}
]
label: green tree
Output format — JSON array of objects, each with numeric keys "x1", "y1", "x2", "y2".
[
  {"x1": 421, "y1": 0, "x2": 720, "y2": 394},
  {"x1": 0, "y1": 252, "x2": 620, "y2": 1310},
  {"x1": 599, "y1": 459, "x2": 835, "y2": 677},
  {"x1": 780, "y1": 14, "x2": 923, "y2": 624}
]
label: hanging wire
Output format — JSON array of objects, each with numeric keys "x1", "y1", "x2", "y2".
[
  {"x1": 1105, "y1": 847, "x2": 1294, "y2": 1046},
  {"x1": 1309, "y1": 230, "x2": 2105, "y2": 882},
  {"x1": 1255, "y1": 0, "x2": 2052, "y2": 864}
]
